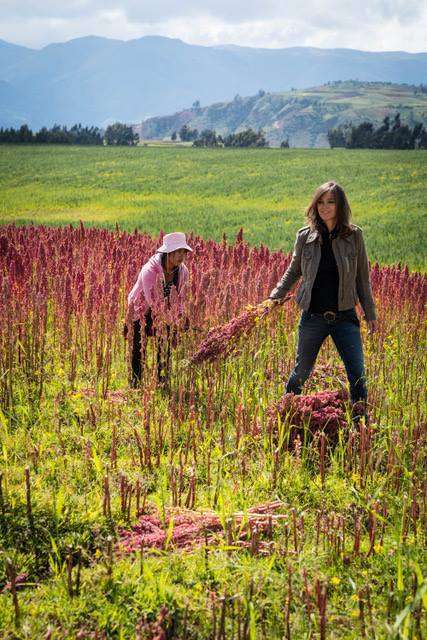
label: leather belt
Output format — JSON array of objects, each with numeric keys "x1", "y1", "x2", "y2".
[
  {"x1": 323, "y1": 311, "x2": 337, "y2": 322},
  {"x1": 310, "y1": 310, "x2": 338, "y2": 322}
]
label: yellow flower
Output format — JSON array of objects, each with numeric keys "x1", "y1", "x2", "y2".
[
  {"x1": 331, "y1": 576, "x2": 341, "y2": 586},
  {"x1": 351, "y1": 609, "x2": 359, "y2": 618}
]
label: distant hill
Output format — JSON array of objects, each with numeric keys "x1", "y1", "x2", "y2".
[
  {"x1": 134, "y1": 81, "x2": 427, "y2": 148},
  {"x1": 0, "y1": 35, "x2": 426, "y2": 129},
  {"x1": 0, "y1": 39, "x2": 34, "y2": 70}
]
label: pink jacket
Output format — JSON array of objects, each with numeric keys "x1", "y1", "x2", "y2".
[{"x1": 127, "y1": 253, "x2": 189, "y2": 321}]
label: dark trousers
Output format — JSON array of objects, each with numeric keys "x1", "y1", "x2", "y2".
[
  {"x1": 286, "y1": 310, "x2": 367, "y2": 406},
  {"x1": 131, "y1": 315, "x2": 172, "y2": 387}
]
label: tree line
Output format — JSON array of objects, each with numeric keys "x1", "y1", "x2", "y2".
[
  {"x1": 328, "y1": 114, "x2": 427, "y2": 149},
  {"x1": 0, "y1": 122, "x2": 139, "y2": 146},
  {"x1": 175, "y1": 124, "x2": 271, "y2": 147}
]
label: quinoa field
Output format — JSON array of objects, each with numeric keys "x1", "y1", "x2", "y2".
[
  {"x1": 0, "y1": 145, "x2": 426, "y2": 270},
  {"x1": 0, "y1": 146, "x2": 426, "y2": 639}
]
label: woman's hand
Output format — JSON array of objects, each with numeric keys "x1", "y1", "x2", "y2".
[
  {"x1": 261, "y1": 296, "x2": 289, "y2": 310},
  {"x1": 263, "y1": 298, "x2": 279, "y2": 309},
  {"x1": 366, "y1": 319, "x2": 377, "y2": 334}
]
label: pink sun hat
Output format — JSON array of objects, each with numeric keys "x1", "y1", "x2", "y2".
[{"x1": 157, "y1": 232, "x2": 193, "y2": 253}]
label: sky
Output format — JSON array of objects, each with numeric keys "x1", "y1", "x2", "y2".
[{"x1": 1, "y1": 0, "x2": 426, "y2": 52}]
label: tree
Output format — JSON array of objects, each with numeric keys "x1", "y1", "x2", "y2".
[
  {"x1": 192, "y1": 100, "x2": 200, "y2": 109},
  {"x1": 373, "y1": 116, "x2": 390, "y2": 148},
  {"x1": 104, "y1": 122, "x2": 139, "y2": 146},
  {"x1": 392, "y1": 113, "x2": 401, "y2": 131},
  {"x1": 34, "y1": 127, "x2": 49, "y2": 143},
  {"x1": 49, "y1": 124, "x2": 71, "y2": 144},
  {"x1": 193, "y1": 129, "x2": 222, "y2": 147},
  {"x1": 0, "y1": 123, "x2": 105, "y2": 145},
  {"x1": 223, "y1": 128, "x2": 268, "y2": 148},
  {"x1": 68, "y1": 123, "x2": 102, "y2": 145},
  {"x1": 179, "y1": 124, "x2": 199, "y2": 142},
  {"x1": 327, "y1": 128, "x2": 346, "y2": 148},
  {"x1": 412, "y1": 122, "x2": 427, "y2": 149},
  {"x1": 327, "y1": 115, "x2": 425, "y2": 150},
  {"x1": 179, "y1": 124, "x2": 188, "y2": 141},
  {"x1": 18, "y1": 124, "x2": 33, "y2": 143},
  {"x1": 171, "y1": 131, "x2": 177, "y2": 141},
  {"x1": 346, "y1": 122, "x2": 374, "y2": 148}
]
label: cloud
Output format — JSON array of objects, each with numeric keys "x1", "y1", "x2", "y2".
[
  {"x1": 0, "y1": 0, "x2": 426, "y2": 51},
  {"x1": 1, "y1": 1, "x2": 425, "y2": 23}
]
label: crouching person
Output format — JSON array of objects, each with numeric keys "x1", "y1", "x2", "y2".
[{"x1": 125, "y1": 232, "x2": 193, "y2": 387}]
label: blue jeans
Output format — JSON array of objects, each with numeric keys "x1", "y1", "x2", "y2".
[{"x1": 286, "y1": 310, "x2": 367, "y2": 405}]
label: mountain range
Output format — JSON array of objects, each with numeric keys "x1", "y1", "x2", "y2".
[
  {"x1": 134, "y1": 81, "x2": 427, "y2": 147},
  {"x1": 0, "y1": 36, "x2": 426, "y2": 130}
]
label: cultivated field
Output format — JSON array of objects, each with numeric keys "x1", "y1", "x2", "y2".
[
  {"x1": 0, "y1": 145, "x2": 426, "y2": 638},
  {"x1": 0, "y1": 221, "x2": 426, "y2": 638},
  {"x1": 0, "y1": 145, "x2": 426, "y2": 270}
]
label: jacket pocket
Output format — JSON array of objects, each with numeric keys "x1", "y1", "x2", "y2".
[
  {"x1": 302, "y1": 245, "x2": 313, "y2": 260},
  {"x1": 301, "y1": 246, "x2": 313, "y2": 275},
  {"x1": 344, "y1": 249, "x2": 357, "y2": 273}
]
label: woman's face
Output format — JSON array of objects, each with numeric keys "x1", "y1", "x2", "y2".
[
  {"x1": 167, "y1": 248, "x2": 188, "y2": 268},
  {"x1": 316, "y1": 191, "x2": 337, "y2": 226}
]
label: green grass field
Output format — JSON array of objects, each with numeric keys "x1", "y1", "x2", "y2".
[{"x1": 0, "y1": 145, "x2": 426, "y2": 269}]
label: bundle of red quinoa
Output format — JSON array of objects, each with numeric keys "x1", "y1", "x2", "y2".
[
  {"x1": 118, "y1": 500, "x2": 285, "y2": 554},
  {"x1": 268, "y1": 389, "x2": 352, "y2": 446},
  {"x1": 191, "y1": 298, "x2": 290, "y2": 365}
]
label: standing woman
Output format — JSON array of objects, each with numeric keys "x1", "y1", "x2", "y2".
[
  {"x1": 125, "y1": 232, "x2": 193, "y2": 387},
  {"x1": 267, "y1": 181, "x2": 377, "y2": 420}
]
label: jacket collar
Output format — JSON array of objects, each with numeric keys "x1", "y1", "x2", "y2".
[
  {"x1": 306, "y1": 229, "x2": 320, "y2": 243},
  {"x1": 306, "y1": 226, "x2": 352, "y2": 244}
]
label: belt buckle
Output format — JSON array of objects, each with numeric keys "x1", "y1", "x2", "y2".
[{"x1": 323, "y1": 311, "x2": 336, "y2": 322}]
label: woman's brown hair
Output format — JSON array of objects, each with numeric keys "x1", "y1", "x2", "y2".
[{"x1": 306, "y1": 181, "x2": 353, "y2": 237}]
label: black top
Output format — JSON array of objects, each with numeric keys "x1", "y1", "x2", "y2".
[
  {"x1": 160, "y1": 253, "x2": 179, "y2": 298},
  {"x1": 142, "y1": 254, "x2": 179, "y2": 335},
  {"x1": 308, "y1": 223, "x2": 339, "y2": 313}
]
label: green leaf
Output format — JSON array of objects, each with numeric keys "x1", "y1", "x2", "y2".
[{"x1": 393, "y1": 581, "x2": 427, "y2": 633}]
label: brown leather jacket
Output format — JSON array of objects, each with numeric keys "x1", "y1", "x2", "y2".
[{"x1": 269, "y1": 225, "x2": 377, "y2": 321}]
